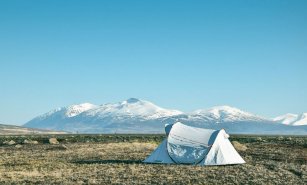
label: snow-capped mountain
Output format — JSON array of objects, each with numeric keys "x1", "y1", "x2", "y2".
[
  {"x1": 83, "y1": 98, "x2": 183, "y2": 120},
  {"x1": 35, "y1": 103, "x2": 98, "y2": 120},
  {"x1": 24, "y1": 98, "x2": 307, "y2": 134},
  {"x1": 189, "y1": 106, "x2": 265, "y2": 123},
  {"x1": 273, "y1": 113, "x2": 307, "y2": 126},
  {"x1": 24, "y1": 98, "x2": 184, "y2": 132}
]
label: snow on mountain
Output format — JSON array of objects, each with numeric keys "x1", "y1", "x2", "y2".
[
  {"x1": 190, "y1": 106, "x2": 265, "y2": 122},
  {"x1": 273, "y1": 113, "x2": 307, "y2": 126},
  {"x1": 24, "y1": 98, "x2": 184, "y2": 131},
  {"x1": 64, "y1": 103, "x2": 98, "y2": 117},
  {"x1": 23, "y1": 98, "x2": 307, "y2": 134},
  {"x1": 83, "y1": 98, "x2": 183, "y2": 120},
  {"x1": 294, "y1": 113, "x2": 307, "y2": 126},
  {"x1": 273, "y1": 113, "x2": 298, "y2": 125},
  {"x1": 36, "y1": 103, "x2": 98, "y2": 120},
  {"x1": 23, "y1": 103, "x2": 98, "y2": 130}
]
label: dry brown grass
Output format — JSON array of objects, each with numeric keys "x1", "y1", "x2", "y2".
[{"x1": 0, "y1": 135, "x2": 306, "y2": 184}]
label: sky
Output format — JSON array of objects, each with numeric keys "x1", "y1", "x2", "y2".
[{"x1": 0, "y1": 0, "x2": 306, "y2": 125}]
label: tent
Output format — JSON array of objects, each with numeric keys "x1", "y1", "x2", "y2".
[{"x1": 144, "y1": 122, "x2": 245, "y2": 165}]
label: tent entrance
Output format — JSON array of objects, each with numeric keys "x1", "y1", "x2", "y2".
[
  {"x1": 167, "y1": 142, "x2": 210, "y2": 164},
  {"x1": 167, "y1": 132, "x2": 212, "y2": 164}
]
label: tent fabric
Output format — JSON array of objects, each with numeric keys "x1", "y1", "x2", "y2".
[
  {"x1": 144, "y1": 122, "x2": 245, "y2": 166},
  {"x1": 201, "y1": 129, "x2": 245, "y2": 165}
]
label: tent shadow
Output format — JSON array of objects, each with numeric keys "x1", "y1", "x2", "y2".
[{"x1": 71, "y1": 159, "x2": 143, "y2": 165}]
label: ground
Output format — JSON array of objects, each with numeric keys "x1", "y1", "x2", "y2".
[{"x1": 0, "y1": 135, "x2": 306, "y2": 184}]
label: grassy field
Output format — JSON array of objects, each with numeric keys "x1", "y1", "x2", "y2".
[{"x1": 0, "y1": 134, "x2": 306, "y2": 184}]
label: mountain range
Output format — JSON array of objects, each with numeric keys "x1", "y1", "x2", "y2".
[{"x1": 24, "y1": 98, "x2": 307, "y2": 134}]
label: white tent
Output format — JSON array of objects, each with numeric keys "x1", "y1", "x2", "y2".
[{"x1": 144, "y1": 122, "x2": 245, "y2": 165}]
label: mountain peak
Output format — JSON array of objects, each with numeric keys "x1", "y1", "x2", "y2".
[
  {"x1": 273, "y1": 113, "x2": 297, "y2": 124},
  {"x1": 193, "y1": 105, "x2": 246, "y2": 115},
  {"x1": 192, "y1": 105, "x2": 263, "y2": 122},
  {"x1": 83, "y1": 98, "x2": 183, "y2": 120},
  {"x1": 125, "y1": 98, "x2": 141, "y2": 104},
  {"x1": 65, "y1": 103, "x2": 97, "y2": 117},
  {"x1": 209, "y1": 105, "x2": 242, "y2": 112},
  {"x1": 274, "y1": 112, "x2": 307, "y2": 126}
]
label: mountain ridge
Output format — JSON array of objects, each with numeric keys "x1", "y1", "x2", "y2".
[{"x1": 23, "y1": 98, "x2": 307, "y2": 134}]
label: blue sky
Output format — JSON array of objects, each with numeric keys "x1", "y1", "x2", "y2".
[{"x1": 0, "y1": 0, "x2": 306, "y2": 124}]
